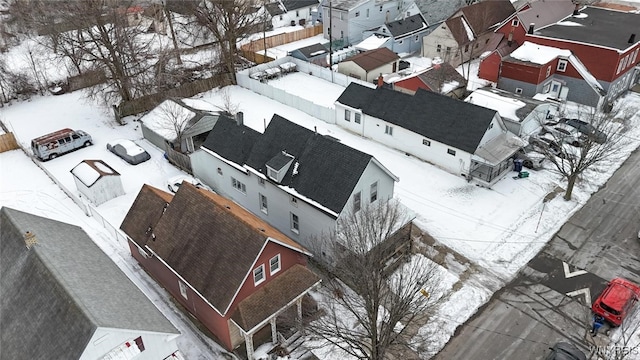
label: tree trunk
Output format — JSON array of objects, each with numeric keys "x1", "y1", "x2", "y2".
[{"x1": 564, "y1": 174, "x2": 577, "y2": 200}]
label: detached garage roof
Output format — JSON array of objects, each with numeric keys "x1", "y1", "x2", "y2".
[
  {"x1": 343, "y1": 47, "x2": 399, "y2": 71},
  {"x1": 70, "y1": 159, "x2": 119, "y2": 187}
]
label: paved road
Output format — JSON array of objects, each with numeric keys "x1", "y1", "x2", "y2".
[{"x1": 435, "y1": 146, "x2": 640, "y2": 359}]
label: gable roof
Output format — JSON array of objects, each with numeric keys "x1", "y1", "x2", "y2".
[
  {"x1": 121, "y1": 183, "x2": 310, "y2": 315},
  {"x1": 385, "y1": 14, "x2": 428, "y2": 38},
  {"x1": 70, "y1": 159, "x2": 120, "y2": 187},
  {"x1": 337, "y1": 83, "x2": 497, "y2": 153},
  {"x1": 460, "y1": 0, "x2": 515, "y2": 34},
  {"x1": 513, "y1": 0, "x2": 575, "y2": 32},
  {"x1": 265, "y1": 2, "x2": 286, "y2": 16},
  {"x1": 201, "y1": 114, "x2": 262, "y2": 166},
  {"x1": 414, "y1": 0, "x2": 465, "y2": 26},
  {"x1": 1, "y1": 207, "x2": 178, "y2": 359},
  {"x1": 343, "y1": 47, "x2": 399, "y2": 72},
  {"x1": 244, "y1": 115, "x2": 379, "y2": 214},
  {"x1": 141, "y1": 98, "x2": 220, "y2": 142},
  {"x1": 281, "y1": 0, "x2": 319, "y2": 12},
  {"x1": 417, "y1": 62, "x2": 467, "y2": 93},
  {"x1": 466, "y1": 87, "x2": 547, "y2": 123},
  {"x1": 532, "y1": 6, "x2": 640, "y2": 51},
  {"x1": 294, "y1": 43, "x2": 329, "y2": 58}
]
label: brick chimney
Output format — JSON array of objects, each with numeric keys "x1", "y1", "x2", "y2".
[
  {"x1": 573, "y1": 4, "x2": 580, "y2": 16},
  {"x1": 377, "y1": 74, "x2": 384, "y2": 88}
]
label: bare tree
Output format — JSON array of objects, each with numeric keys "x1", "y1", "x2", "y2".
[
  {"x1": 533, "y1": 104, "x2": 636, "y2": 201},
  {"x1": 156, "y1": 99, "x2": 195, "y2": 152},
  {"x1": 306, "y1": 200, "x2": 448, "y2": 360},
  {"x1": 219, "y1": 87, "x2": 240, "y2": 115},
  {"x1": 192, "y1": 0, "x2": 263, "y2": 84}
]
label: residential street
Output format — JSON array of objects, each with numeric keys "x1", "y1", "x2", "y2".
[{"x1": 435, "y1": 139, "x2": 640, "y2": 359}]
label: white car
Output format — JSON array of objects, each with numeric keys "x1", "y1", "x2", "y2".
[
  {"x1": 167, "y1": 174, "x2": 212, "y2": 193},
  {"x1": 106, "y1": 139, "x2": 150, "y2": 165}
]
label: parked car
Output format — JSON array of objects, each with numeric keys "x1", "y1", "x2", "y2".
[
  {"x1": 545, "y1": 123, "x2": 584, "y2": 147},
  {"x1": 545, "y1": 342, "x2": 586, "y2": 360},
  {"x1": 591, "y1": 277, "x2": 640, "y2": 327},
  {"x1": 167, "y1": 174, "x2": 212, "y2": 193},
  {"x1": 563, "y1": 118, "x2": 607, "y2": 144},
  {"x1": 106, "y1": 139, "x2": 151, "y2": 165},
  {"x1": 31, "y1": 128, "x2": 93, "y2": 161},
  {"x1": 515, "y1": 149, "x2": 545, "y2": 170},
  {"x1": 529, "y1": 134, "x2": 565, "y2": 158}
]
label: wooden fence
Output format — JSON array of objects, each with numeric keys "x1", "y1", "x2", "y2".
[
  {"x1": 0, "y1": 133, "x2": 19, "y2": 153},
  {"x1": 241, "y1": 25, "x2": 323, "y2": 54}
]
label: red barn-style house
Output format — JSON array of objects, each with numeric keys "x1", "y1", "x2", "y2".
[
  {"x1": 481, "y1": 5, "x2": 640, "y2": 109},
  {"x1": 121, "y1": 183, "x2": 321, "y2": 359}
]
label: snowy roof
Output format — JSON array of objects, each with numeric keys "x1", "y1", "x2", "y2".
[
  {"x1": 533, "y1": 6, "x2": 640, "y2": 51},
  {"x1": 355, "y1": 34, "x2": 390, "y2": 52},
  {"x1": 465, "y1": 88, "x2": 545, "y2": 122},
  {"x1": 508, "y1": 41, "x2": 571, "y2": 65},
  {"x1": 0, "y1": 207, "x2": 179, "y2": 359},
  {"x1": 70, "y1": 160, "x2": 119, "y2": 187},
  {"x1": 140, "y1": 99, "x2": 218, "y2": 142}
]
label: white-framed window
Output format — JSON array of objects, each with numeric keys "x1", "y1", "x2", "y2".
[
  {"x1": 436, "y1": 44, "x2": 441, "y2": 53},
  {"x1": 231, "y1": 177, "x2": 246, "y2": 194},
  {"x1": 515, "y1": 87, "x2": 523, "y2": 94},
  {"x1": 447, "y1": 149, "x2": 456, "y2": 156},
  {"x1": 290, "y1": 196, "x2": 298, "y2": 206},
  {"x1": 543, "y1": 82, "x2": 551, "y2": 93},
  {"x1": 259, "y1": 193, "x2": 268, "y2": 214},
  {"x1": 370, "y1": 181, "x2": 378, "y2": 203},
  {"x1": 511, "y1": 19, "x2": 519, "y2": 27},
  {"x1": 179, "y1": 281, "x2": 188, "y2": 299},
  {"x1": 353, "y1": 191, "x2": 361, "y2": 212},
  {"x1": 355, "y1": 113, "x2": 361, "y2": 124},
  {"x1": 557, "y1": 59, "x2": 568, "y2": 72},
  {"x1": 290, "y1": 212, "x2": 299, "y2": 233},
  {"x1": 546, "y1": 66, "x2": 551, "y2": 77},
  {"x1": 217, "y1": 167, "x2": 223, "y2": 175},
  {"x1": 385, "y1": 125, "x2": 393, "y2": 135},
  {"x1": 423, "y1": 139, "x2": 431, "y2": 146},
  {"x1": 345, "y1": 109, "x2": 351, "y2": 121},
  {"x1": 258, "y1": 178, "x2": 265, "y2": 186},
  {"x1": 269, "y1": 254, "x2": 281, "y2": 275},
  {"x1": 253, "y1": 265, "x2": 265, "y2": 286},
  {"x1": 551, "y1": 83, "x2": 560, "y2": 93}
]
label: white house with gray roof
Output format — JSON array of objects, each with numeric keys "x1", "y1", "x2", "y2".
[
  {"x1": 320, "y1": 0, "x2": 402, "y2": 46},
  {"x1": 362, "y1": 13, "x2": 429, "y2": 54},
  {"x1": 190, "y1": 113, "x2": 398, "y2": 250},
  {"x1": 265, "y1": 0, "x2": 320, "y2": 28},
  {"x1": 336, "y1": 83, "x2": 524, "y2": 186},
  {"x1": 0, "y1": 207, "x2": 181, "y2": 360}
]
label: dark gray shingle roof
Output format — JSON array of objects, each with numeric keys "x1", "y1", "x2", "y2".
[
  {"x1": 282, "y1": 0, "x2": 319, "y2": 11},
  {"x1": 337, "y1": 83, "x2": 497, "y2": 153},
  {"x1": 201, "y1": 114, "x2": 262, "y2": 165},
  {"x1": 414, "y1": 0, "x2": 465, "y2": 25},
  {"x1": 385, "y1": 14, "x2": 428, "y2": 38},
  {"x1": 0, "y1": 207, "x2": 178, "y2": 359},
  {"x1": 294, "y1": 43, "x2": 329, "y2": 58},
  {"x1": 533, "y1": 6, "x2": 640, "y2": 51}
]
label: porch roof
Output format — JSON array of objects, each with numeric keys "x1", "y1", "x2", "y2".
[
  {"x1": 231, "y1": 264, "x2": 321, "y2": 333},
  {"x1": 472, "y1": 132, "x2": 524, "y2": 166}
]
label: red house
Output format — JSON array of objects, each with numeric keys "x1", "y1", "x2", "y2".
[
  {"x1": 121, "y1": 183, "x2": 321, "y2": 359},
  {"x1": 387, "y1": 62, "x2": 467, "y2": 99},
  {"x1": 483, "y1": 5, "x2": 640, "y2": 109}
]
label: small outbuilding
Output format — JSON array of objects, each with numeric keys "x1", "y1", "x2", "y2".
[{"x1": 70, "y1": 159, "x2": 125, "y2": 205}]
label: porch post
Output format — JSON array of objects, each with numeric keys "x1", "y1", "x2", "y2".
[
  {"x1": 296, "y1": 297, "x2": 303, "y2": 332},
  {"x1": 270, "y1": 317, "x2": 278, "y2": 344},
  {"x1": 244, "y1": 332, "x2": 255, "y2": 360}
]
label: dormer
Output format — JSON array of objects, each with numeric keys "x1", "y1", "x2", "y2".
[{"x1": 265, "y1": 151, "x2": 295, "y2": 183}]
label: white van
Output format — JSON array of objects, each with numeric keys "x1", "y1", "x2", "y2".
[{"x1": 31, "y1": 128, "x2": 93, "y2": 161}]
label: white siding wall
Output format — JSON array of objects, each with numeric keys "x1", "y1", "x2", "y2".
[
  {"x1": 476, "y1": 115, "x2": 504, "y2": 146},
  {"x1": 79, "y1": 328, "x2": 179, "y2": 360},
  {"x1": 336, "y1": 104, "x2": 474, "y2": 176},
  {"x1": 421, "y1": 25, "x2": 458, "y2": 61},
  {"x1": 271, "y1": 6, "x2": 315, "y2": 29},
  {"x1": 74, "y1": 176, "x2": 125, "y2": 206},
  {"x1": 323, "y1": 0, "x2": 401, "y2": 45},
  {"x1": 191, "y1": 150, "x2": 337, "y2": 250}
]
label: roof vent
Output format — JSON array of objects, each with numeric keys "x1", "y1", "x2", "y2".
[
  {"x1": 629, "y1": 33, "x2": 636, "y2": 44},
  {"x1": 225, "y1": 205, "x2": 231, "y2": 209},
  {"x1": 24, "y1": 231, "x2": 38, "y2": 249},
  {"x1": 259, "y1": 228, "x2": 266, "y2": 232},
  {"x1": 572, "y1": 4, "x2": 580, "y2": 16},
  {"x1": 528, "y1": 23, "x2": 535, "y2": 35}
]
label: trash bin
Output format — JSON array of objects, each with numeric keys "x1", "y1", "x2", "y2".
[
  {"x1": 514, "y1": 159, "x2": 523, "y2": 172},
  {"x1": 518, "y1": 171, "x2": 529, "y2": 178}
]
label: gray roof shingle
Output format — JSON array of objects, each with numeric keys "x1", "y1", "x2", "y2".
[
  {"x1": 201, "y1": 114, "x2": 262, "y2": 165},
  {"x1": 385, "y1": 14, "x2": 428, "y2": 38},
  {"x1": 1, "y1": 207, "x2": 178, "y2": 359},
  {"x1": 337, "y1": 83, "x2": 497, "y2": 153}
]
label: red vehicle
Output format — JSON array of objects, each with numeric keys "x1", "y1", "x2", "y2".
[{"x1": 592, "y1": 278, "x2": 640, "y2": 327}]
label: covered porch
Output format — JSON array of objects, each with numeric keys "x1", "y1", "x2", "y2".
[
  {"x1": 229, "y1": 264, "x2": 321, "y2": 360},
  {"x1": 469, "y1": 132, "x2": 524, "y2": 186}
]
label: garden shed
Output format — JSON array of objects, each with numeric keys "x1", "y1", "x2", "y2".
[{"x1": 70, "y1": 159, "x2": 125, "y2": 205}]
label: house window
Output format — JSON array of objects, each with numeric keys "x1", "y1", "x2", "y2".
[
  {"x1": 231, "y1": 177, "x2": 246, "y2": 194},
  {"x1": 447, "y1": 149, "x2": 456, "y2": 156},
  {"x1": 436, "y1": 44, "x2": 441, "y2": 53},
  {"x1": 345, "y1": 109, "x2": 351, "y2": 121},
  {"x1": 511, "y1": 19, "x2": 519, "y2": 27},
  {"x1": 380, "y1": 5, "x2": 383, "y2": 11},
  {"x1": 258, "y1": 178, "x2": 265, "y2": 186},
  {"x1": 217, "y1": 167, "x2": 223, "y2": 175},
  {"x1": 557, "y1": 59, "x2": 567, "y2": 72},
  {"x1": 340, "y1": 30, "x2": 344, "y2": 39},
  {"x1": 423, "y1": 139, "x2": 431, "y2": 146},
  {"x1": 270, "y1": 254, "x2": 281, "y2": 275},
  {"x1": 339, "y1": 12, "x2": 343, "y2": 20},
  {"x1": 267, "y1": 168, "x2": 278, "y2": 180},
  {"x1": 385, "y1": 125, "x2": 393, "y2": 135},
  {"x1": 415, "y1": 35, "x2": 419, "y2": 42},
  {"x1": 355, "y1": 11, "x2": 360, "y2": 17},
  {"x1": 398, "y1": 40, "x2": 404, "y2": 45},
  {"x1": 179, "y1": 281, "x2": 188, "y2": 299},
  {"x1": 366, "y1": 8, "x2": 369, "y2": 17},
  {"x1": 370, "y1": 182, "x2": 378, "y2": 203},
  {"x1": 290, "y1": 196, "x2": 298, "y2": 206},
  {"x1": 446, "y1": 47, "x2": 451, "y2": 56},
  {"x1": 259, "y1": 193, "x2": 268, "y2": 214},
  {"x1": 253, "y1": 265, "x2": 265, "y2": 285},
  {"x1": 515, "y1": 87, "x2": 523, "y2": 94},
  {"x1": 290, "y1": 213, "x2": 299, "y2": 233},
  {"x1": 551, "y1": 83, "x2": 560, "y2": 93},
  {"x1": 355, "y1": 113, "x2": 361, "y2": 124},
  {"x1": 546, "y1": 66, "x2": 551, "y2": 77},
  {"x1": 353, "y1": 191, "x2": 361, "y2": 212}
]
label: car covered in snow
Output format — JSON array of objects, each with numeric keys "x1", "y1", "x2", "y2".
[
  {"x1": 106, "y1": 139, "x2": 151, "y2": 165},
  {"x1": 167, "y1": 174, "x2": 212, "y2": 193},
  {"x1": 591, "y1": 277, "x2": 640, "y2": 327}
]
